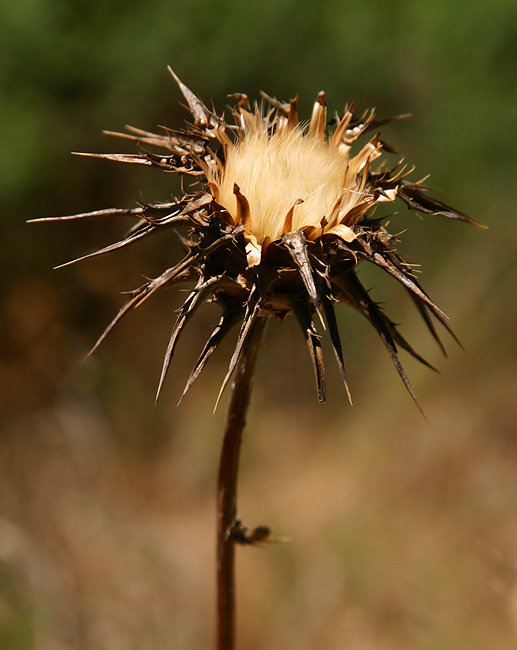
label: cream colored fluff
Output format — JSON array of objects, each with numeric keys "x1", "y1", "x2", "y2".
[{"x1": 208, "y1": 118, "x2": 364, "y2": 243}]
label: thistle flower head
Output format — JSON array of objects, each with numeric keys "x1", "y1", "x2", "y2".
[{"x1": 36, "y1": 68, "x2": 480, "y2": 411}]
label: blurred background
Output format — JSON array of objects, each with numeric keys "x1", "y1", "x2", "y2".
[{"x1": 1, "y1": 0, "x2": 517, "y2": 648}]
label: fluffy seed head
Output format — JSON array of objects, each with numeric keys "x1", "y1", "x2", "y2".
[{"x1": 211, "y1": 123, "x2": 353, "y2": 242}]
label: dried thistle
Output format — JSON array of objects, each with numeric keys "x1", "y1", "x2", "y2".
[
  {"x1": 35, "y1": 67, "x2": 478, "y2": 411},
  {"x1": 34, "y1": 68, "x2": 480, "y2": 649}
]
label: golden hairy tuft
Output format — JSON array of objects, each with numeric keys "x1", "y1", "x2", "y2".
[
  {"x1": 207, "y1": 110, "x2": 380, "y2": 245},
  {"x1": 209, "y1": 122, "x2": 348, "y2": 242}
]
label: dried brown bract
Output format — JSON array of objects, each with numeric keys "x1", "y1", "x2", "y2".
[{"x1": 34, "y1": 68, "x2": 481, "y2": 411}]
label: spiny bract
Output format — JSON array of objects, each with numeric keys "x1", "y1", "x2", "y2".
[{"x1": 35, "y1": 68, "x2": 480, "y2": 411}]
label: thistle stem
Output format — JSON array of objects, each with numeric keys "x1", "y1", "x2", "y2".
[{"x1": 216, "y1": 317, "x2": 267, "y2": 650}]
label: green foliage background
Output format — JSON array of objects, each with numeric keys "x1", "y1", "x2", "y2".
[{"x1": 1, "y1": 1, "x2": 516, "y2": 649}]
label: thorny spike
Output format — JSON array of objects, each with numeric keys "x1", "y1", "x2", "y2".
[
  {"x1": 387, "y1": 318, "x2": 438, "y2": 371},
  {"x1": 156, "y1": 276, "x2": 223, "y2": 402},
  {"x1": 102, "y1": 127, "x2": 203, "y2": 154},
  {"x1": 73, "y1": 150, "x2": 205, "y2": 176},
  {"x1": 364, "y1": 113, "x2": 412, "y2": 133},
  {"x1": 408, "y1": 285, "x2": 463, "y2": 349},
  {"x1": 291, "y1": 299, "x2": 326, "y2": 402},
  {"x1": 168, "y1": 66, "x2": 213, "y2": 128},
  {"x1": 214, "y1": 289, "x2": 263, "y2": 411},
  {"x1": 85, "y1": 266, "x2": 195, "y2": 360},
  {"x1": 339, "y1": 271, "x2": 425, "y2": 415},
  {"x1": 73, "y1": 151, "x2": 154, "y2": 166},
  {"x1": 408, "y1": 294, "x2": 448, "y2": 356},
  {"x1": 372, "y1": 243, "x2": 462, "y2": 346},
  {"x1": 54, "y1": 218, "x2": 191, "y2": 268},
  {"x1": 350, "y1": 237, "x2": 447, "y2": 318},
  {"x1": 282, "y1": 231, "x2": 326, "y2": 331},
  {"x1": 317, "y1": 276, "x2": 353, "y2": 405},
  {"x1": 397, "y1": 181, "x2": 485, "y2": 227},
  {"x1": 258, "y1": 91, "x2": 290, "y2": 114},
  {"x1": 28, "y1": 203, "x2": 177, "y2": 223},
  {"x1": 179, "y1": 308, "x2": 242, "y2": 404}
]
